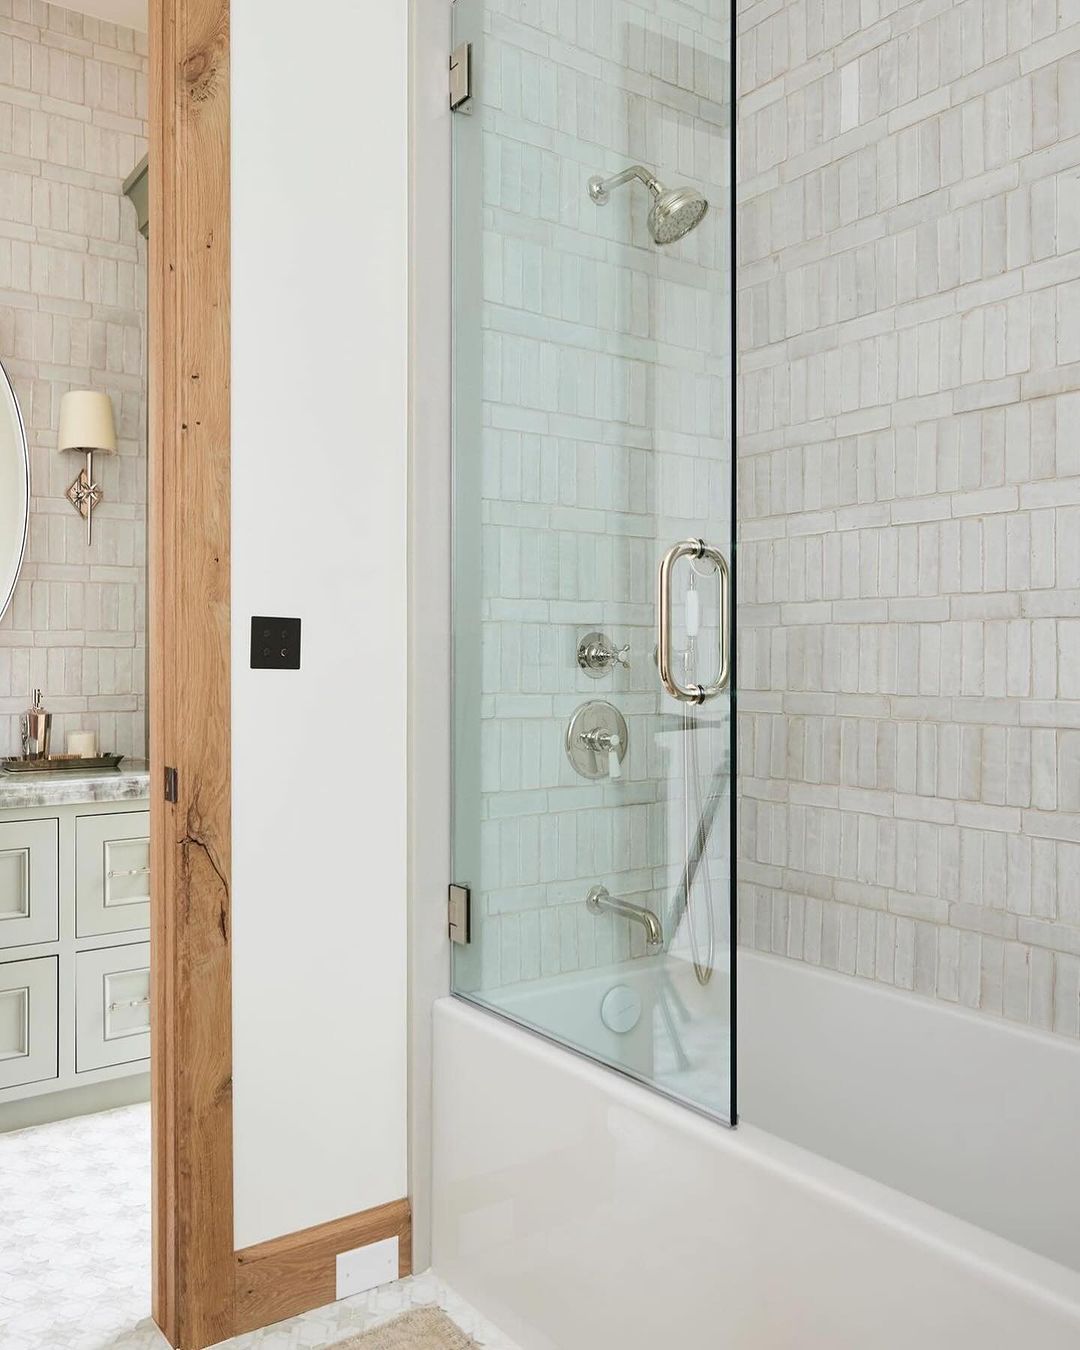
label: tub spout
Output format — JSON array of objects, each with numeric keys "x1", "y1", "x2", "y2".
[{"x1": 586, "y1": 885, "x2": 664, "y2": 951}]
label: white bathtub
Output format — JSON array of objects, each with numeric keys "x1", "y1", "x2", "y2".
[{"x1": 431, "y1": 952, "x2": 1080, "y2": 1349}]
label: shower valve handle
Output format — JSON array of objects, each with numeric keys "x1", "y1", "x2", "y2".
[
  {"x1": 577, "y1": 632, "x2": 630, "y2": 676},
  {"x1": 581, "y1": 726, "x2": 623, "y2": 780}
]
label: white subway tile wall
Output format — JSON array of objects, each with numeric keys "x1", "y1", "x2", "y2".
[
  {"x1": 461, "y1": 0, "x2": 732, "y2": 993},
  {"x1": 0, "y1": 0, "x2": 147, "y2": 760},
  {"x1": 736, "y1": 0, "x2": 1080, "y2": 1038}
]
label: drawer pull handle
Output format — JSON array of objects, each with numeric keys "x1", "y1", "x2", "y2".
[
  {"x1": 107, "y1": 866, "x2": 150, "y2": 880},
  {"x1": 108, "y1": 995, "x2": 150, "y2": 1013}
]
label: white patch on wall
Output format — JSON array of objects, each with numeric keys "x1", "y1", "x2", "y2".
[
  {"x1": 839, "y1": 62, "x2": 860, "y2": 133},
  {"x1": 1057, "y1": 170, "x2": 1080, "y2": 255},
  {"x1": 335, "y1": 1237, "x2": 399, "y2": 1300}
]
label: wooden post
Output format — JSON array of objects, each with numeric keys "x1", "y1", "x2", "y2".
[{"x1": 149, "y1": 1, "x2": 234, "y2": 1345}]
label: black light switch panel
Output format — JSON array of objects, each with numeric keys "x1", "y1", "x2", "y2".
[{"x1": 250, "y1": 616, "x2": 301, "y2": 670}]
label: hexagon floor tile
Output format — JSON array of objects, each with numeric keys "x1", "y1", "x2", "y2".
[{"x1": 0, "y1": 1103, "x2": 519, "y2": 1350}]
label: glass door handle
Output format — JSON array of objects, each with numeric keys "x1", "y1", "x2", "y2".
[{"x1": 657, "y1": 539, "x2": 730, "y2": 704}]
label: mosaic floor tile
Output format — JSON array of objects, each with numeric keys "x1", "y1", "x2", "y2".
[{"x1": 0, "y1": 1105, "x2": 518, "y2": 1350}]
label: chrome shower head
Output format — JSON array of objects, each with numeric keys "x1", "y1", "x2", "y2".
[
  {"x1": 648, "y1": 185, "x2": 709, "y2": 245},
  {"x1": 587, "y1": 164, "x2": 709, "y2": 246}
]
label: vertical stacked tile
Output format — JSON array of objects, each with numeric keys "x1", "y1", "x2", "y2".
[
  {"x1": 737, "y1": 0, "x2": 1080, "y2": 1038},
  {"x1": 0, "y1": 0, "x2": 147, "y2": 760}
]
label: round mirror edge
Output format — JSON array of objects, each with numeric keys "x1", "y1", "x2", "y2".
[{"x1": 0, "y1": 356, "x2": 31, "y2": 626}]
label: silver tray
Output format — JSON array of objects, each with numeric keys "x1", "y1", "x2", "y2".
[{"x1": 2, "y1": 753, "x2": 125, "y2": 774}]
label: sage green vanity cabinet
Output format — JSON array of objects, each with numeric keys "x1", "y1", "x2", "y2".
[
  {"x1": 0, "y1": 955, "x2": 57, "y2": 1091},
  {"x1": 76, "y1": 812, "x2": 152, "y2": 936},
  {"x1": 0, "y1": 783, "x2": 151, "y2": 1123},
  {"x1": 0, "y1": 818, "x2": 59, "y2": 948},
  {"x1": 75, "y1": 941, "x2": 151, "y2": 1072}
]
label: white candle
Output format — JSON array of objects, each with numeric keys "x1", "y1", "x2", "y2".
[{"x1": 67, "y1": 731, "x2": 98, "y2": 758}]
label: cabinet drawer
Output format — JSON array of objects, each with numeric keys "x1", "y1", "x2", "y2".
[
  {"x1": 0, "y1": 955, "x2": 57, "y2": 1091},
  {"x1": 76, "y1": 942, "x2": 150, "y2": 1072},
  {"x1": 0, "y1": 818, "x2": 59, "y2": 950},
  {"x1": 76, "y1": 811, "x2": 150, "y2": 937}
]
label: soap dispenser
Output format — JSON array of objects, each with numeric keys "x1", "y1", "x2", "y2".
[{"x1": 21, "y1": 689, "x2": 51, "y2": 760}]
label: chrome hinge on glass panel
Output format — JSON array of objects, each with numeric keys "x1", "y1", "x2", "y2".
[
  {"x1": 450, "y1": 42, "x2": 472, "y2": 112},
  {"x1": 448, "y1": 883, "x2": 471, "y2": 945}
]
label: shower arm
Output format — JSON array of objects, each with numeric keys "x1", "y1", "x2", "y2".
[{"x1": 588, "y1": 165, "x2": 662, "y2": 205}]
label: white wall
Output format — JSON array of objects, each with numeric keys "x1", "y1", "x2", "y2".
[
  {"x1": 408, "y1": 0, "x2": 453, "y2": 1274},
  {"x1": 231, "y1": 0, "x2": 408, "y2": 1248}
]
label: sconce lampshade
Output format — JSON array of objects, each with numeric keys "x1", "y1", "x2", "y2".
[{"x1": 58, "y1": 390, "x2": 117, "y2": 455}]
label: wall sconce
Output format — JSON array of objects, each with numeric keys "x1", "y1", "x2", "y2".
[{"x1": 58, "y1": 390, "x2": 117, "y2": 545}]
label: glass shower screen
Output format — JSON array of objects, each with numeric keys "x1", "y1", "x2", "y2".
[{"x1": 450, "y1": 0, "x2": 735, "y2": 1123}]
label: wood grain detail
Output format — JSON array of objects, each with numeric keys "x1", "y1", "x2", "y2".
[
  {"x1": 149, "y1": 0, "x2": 233, "y2": 1346},
  {"x1": 233, "y1": 1200, "x2": 413, "y2": 1337}
]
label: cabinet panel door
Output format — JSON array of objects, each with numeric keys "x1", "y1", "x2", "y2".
[
  {"x1": 76, "y1": 811, "x2": 150, "y2": 936},
  {"x1": 76, "y1": 942, "x2": 151, "y2": 1072},
  {"x1": 0, "y1": 818, "x2": 59, "y2": 950},
  {"x1": 0, "y1": 955, "x2": 58, "y2": 1090}
]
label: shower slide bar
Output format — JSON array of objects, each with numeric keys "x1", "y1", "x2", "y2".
[{"x1": 657, "y1": 539, "x2": 731, "y2": 704}]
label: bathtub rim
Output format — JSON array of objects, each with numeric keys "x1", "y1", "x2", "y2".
[{"x1": 436, "y1": 994, "x2": 1080, "y2": 1328}]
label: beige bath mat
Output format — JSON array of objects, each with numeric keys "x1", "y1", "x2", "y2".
[{"x1": 329, "y1": 1307, "x2": 479, "y2": 1349}]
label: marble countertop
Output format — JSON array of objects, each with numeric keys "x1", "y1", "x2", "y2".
[{"x1": 0, "y1": 759, "x2": 151, "y2": 810}]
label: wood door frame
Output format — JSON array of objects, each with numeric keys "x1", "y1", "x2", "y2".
[
  {"x1": 149, "y1": 0, "x2": 235, "y2": 1345},
  {"x1": 149, "y1": 6, "x2": 412, "y2": 1347}
]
